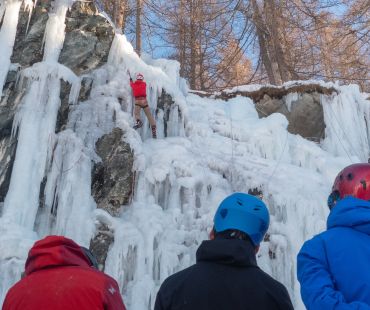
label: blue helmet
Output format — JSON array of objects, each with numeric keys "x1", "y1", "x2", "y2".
[{"x1": 214, "y1": 193, "x2": 270, "y2": 246}]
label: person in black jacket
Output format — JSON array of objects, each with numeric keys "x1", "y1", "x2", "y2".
[{"x1": 154, "y1": 192, "x2": 294, "y2": 310}]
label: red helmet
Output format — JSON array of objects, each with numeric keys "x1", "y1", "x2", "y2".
[
  {"x1": 136, "y1": 73, "x2": 144, "y2": 80},
  {"x1": 328, "y1": 163, "x2": 370, "y2": 209}
]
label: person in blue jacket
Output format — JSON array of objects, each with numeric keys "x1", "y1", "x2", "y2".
[{"x1": 297, "y1": 163, "x2": 370, "y2": 310}]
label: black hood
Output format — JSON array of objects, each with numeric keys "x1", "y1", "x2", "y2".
[{"x1": 196, "y1": 238, "x2": 257, "y2": 267}]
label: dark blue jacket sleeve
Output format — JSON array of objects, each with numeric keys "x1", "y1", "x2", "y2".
[
  {"x1": 154, "y1": 288, "x2": 167, "y2": 310},
  {"x1": 297, "y1": 237, "x2": 370, "y2": 310}
]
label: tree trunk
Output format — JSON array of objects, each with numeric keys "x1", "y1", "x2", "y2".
[
  {"x1": 179, "y1": 0, "x2": 186, "y2": 77},
  {"x1": 251, "y1": 0, "x2": 277, "y2": 84},
  {"x1": 266, "y1": 0, "x2": 293, "y2": 83},
  {"x1": 136, "y1": 0, "x2": 142, "y2": 56},
  {"x1": 190, "y1": 0, "x2": 196, "y2": 89}
]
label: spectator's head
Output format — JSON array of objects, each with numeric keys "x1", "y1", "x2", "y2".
[
  {"x1": 328, "y1": 163, "x2": 370, "y2": 209},
  {"x1": 136, "y1": 73, "x2": 144, "y2": 80},
  {"x1": 212, "y1": 193, "x2": 270, "y2": 249},
  {"x1": 25, "y1": 236, "x2": 98, "y2": 276}
]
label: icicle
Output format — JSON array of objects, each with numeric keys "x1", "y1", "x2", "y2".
[
  {"x1": 24, "y1": 0, "x2": 37, "y2": 34},
  {"x1": 321, "y1": 87, "x2": 370, "y2": 162},
  {"x1": 42, "y1": 3, "x2": 68, "y2": 61},
  {"x1": 284, "y1": 92, "x2": 299, "y2": 112},
  {"x1": 36, "y1": 131, "x2": 95, "y2": 245},
  {"x1": 0, "y1": 0, "x2": 22, "y2": 95},
  {"x1": 3, "y1": 68, "x2": 63, "y2": 229}
]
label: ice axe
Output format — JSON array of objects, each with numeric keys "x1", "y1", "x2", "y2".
[{"x1": 127, "y1": 69, "x2": 132, "y2": 80}]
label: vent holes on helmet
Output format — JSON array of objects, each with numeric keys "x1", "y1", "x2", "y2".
[
  {"x1": 236, "y1": 199, "x2": 243, "y2": 206},
  {"x1": 339, "y1": 174, "x2": 343, "y2": 180},
  {"x1": 347, "y1": 173, "x2": 354, "y2": 180},
  {"x1": 220, "y1": 209, "x2": 228, "y2": 218},
  {"x1": 361, "y1": 180, "x2": 367, "y2": 189}
]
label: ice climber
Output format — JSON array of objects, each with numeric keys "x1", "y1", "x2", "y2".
[
  {"x1": 129, "y1": 72, "x2": 157, "y2": 139},
  {"x1": 2, "y1": 235, "x2": 126, "y2": 310},
  {"x1": 154, "y1": 192, "x2": 294, "y2": 310},
  {"x1": 298, "y1": 163, "x2": 370, "y2": 309}
]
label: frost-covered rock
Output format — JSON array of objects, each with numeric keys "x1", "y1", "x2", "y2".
[
  {"x1": 92, "y1": 127, "x2": 134, "y2": 216},
  {"x1": 199, "y1": 83, "x2": 336, "y2": 141},
  {"x1": 256, "y1": 92, "x2": 325, "y2": 141},
  {"x1": 90, "y1": 223, "x2": 114, "y2": 270}
]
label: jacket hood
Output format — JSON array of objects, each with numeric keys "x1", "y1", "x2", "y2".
[
  {"x1": 25, "y1": 236, "x2": 91, "y2": 275},
  {"x1": 196, "y1": 238, "x2": 257, "y2": 267},
  {"x1": 327, "y1": 196, "x2": 370, "y2": 235}
]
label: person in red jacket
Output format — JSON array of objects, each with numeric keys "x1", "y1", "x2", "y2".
[
  {"x1": 130, "y1": 72, "x2": 157, "y2": 138},
  {"x1": 2, "y1": 235, "x2": 126, "y2": 310}
]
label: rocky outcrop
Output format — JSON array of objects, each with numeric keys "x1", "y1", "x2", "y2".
[
  {"x1": 90, "y1": 127, "x2": 134, "y2": 270},
  {"x1": 157, "y1": 89, "x2": 176, "y2": 137},
  {"x1": 213, "y1": 83, "x2": 337, "y2": 102},
  {"x1": 287, "y1": 93, "x2": 325, "y2": 141},
  {"x1": 59, "y1": 2, "x2": 115, "y2": 76},
  {"x1": 191, "y1": 84, "x2": 333, "y2": 141},
  {"x1": 92, "y1": 128, "x2": 134, "y2": 216},
  {"x1": 89, "y1": 223, "x2": 114, "y2": 270},
  {"x1": 256, "y1": 92, "x2": 325, "y2": 141}
]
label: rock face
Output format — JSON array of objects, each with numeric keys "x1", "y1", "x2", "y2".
[
  {"x1": 92, "y1": 128, "x2": 134, "y2": 217},
  {"x1": 10, "y1": 0, "x2": 50, "y2": 66},
  {"x1": 89, "y1": 223, "x2": 114, "y2": 271},
  {"x1": 90, "y1": 128, "x2": 134, "y2": 270},
  {"x1": 288, "y1": 93, "x2": 324, "y2": 141},
  {"x1": 256, "y1": 92, "x2": 325, "y2": 141},
  {"x1": 157, "y1": 89, "x2": 176, "y2": 137},
  {"x1": 59, "y1": 2, "x2": 115, "y2": 75}
]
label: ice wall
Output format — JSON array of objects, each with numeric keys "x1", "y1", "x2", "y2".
[{"x1": 107, "y1": 93, "x2": 355, "y2": 309}]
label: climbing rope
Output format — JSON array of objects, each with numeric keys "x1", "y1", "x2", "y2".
[
  {"x1": 227, "y1": 99, "x2": 290, "y2": 196},
  {"x1": 325, "y1": 100, "x2": 356, "y2": 163},
  {"x1": 53, "y1": 152, "x2": 84, "y2": 174}
]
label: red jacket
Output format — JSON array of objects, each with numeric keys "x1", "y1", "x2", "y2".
[
  {"x1": 2, "y1": 236, "x2": 126, "y2": 310},
  {"x1": 130, "y1": 79, "x2": 147, "y2": 98}
]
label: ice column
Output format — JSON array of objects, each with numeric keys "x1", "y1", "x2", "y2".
[{"x1": 0, "y1": 0, "x2": 22, "y2": 94}]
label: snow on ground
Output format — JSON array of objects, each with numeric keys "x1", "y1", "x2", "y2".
[{"x1": 1, "y1": 4, "x2": 370, "y2": 308}]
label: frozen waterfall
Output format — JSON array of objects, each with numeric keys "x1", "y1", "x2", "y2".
[{"x1": 1, "y1": 1, "x2": 370, "y2": 309}]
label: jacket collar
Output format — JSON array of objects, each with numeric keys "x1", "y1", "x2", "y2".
[
  {"x1": 196, "y1": 238, "x2": 257, "y2": 267},
  {"x1": 327, "y1": 196, "x2": 370, "y2": 235}
]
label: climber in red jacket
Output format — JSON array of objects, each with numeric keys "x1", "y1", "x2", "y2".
[
  {"x1": 2, "y1": 235, "x2": 126, "y2": 310},
  {"x1": 129, "y1": 72, "x2": 157, "y2": 138}
]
